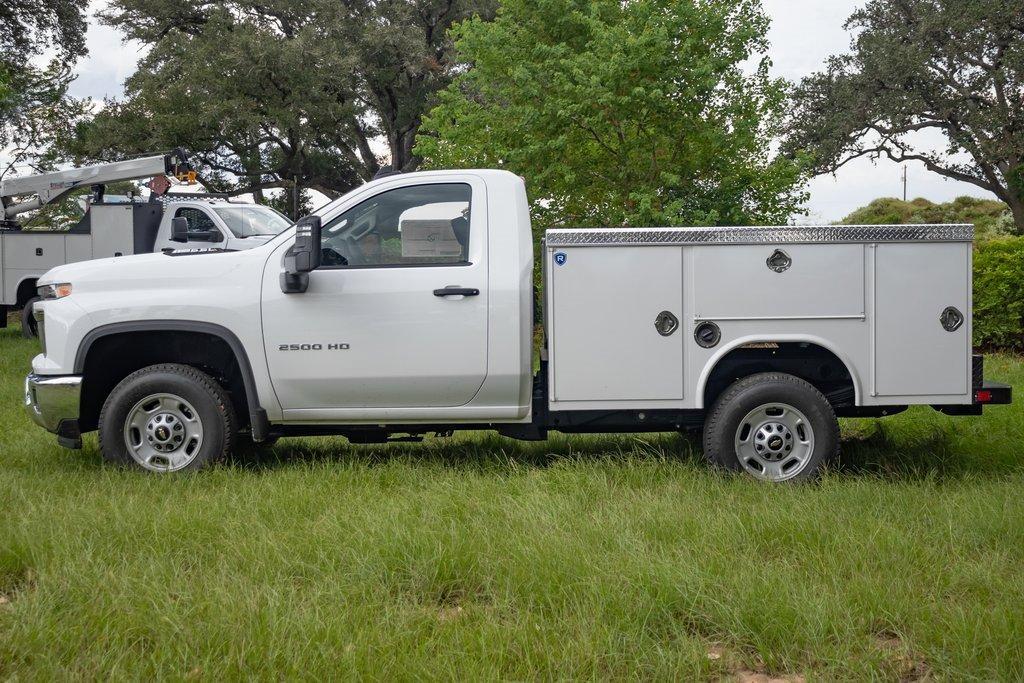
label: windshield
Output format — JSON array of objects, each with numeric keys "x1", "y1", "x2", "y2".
[{"x1": 213, "y1": 206, "x2": 291, "y2": 238}]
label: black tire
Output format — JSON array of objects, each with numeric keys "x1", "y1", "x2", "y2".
[
  {"x1": 703, "y1": 372, "x2": 839, "y2": 482},
  {"x1": 20, "y1": 297, "x2": 39, "y2": 339},
  {"x1": 99, "y1": 363, "x2": 236, "y2": 472}
]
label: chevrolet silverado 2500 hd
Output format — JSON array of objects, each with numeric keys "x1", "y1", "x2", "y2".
[{"x1": 24, "y1": 169, "x2": 1012, "y2": 481}]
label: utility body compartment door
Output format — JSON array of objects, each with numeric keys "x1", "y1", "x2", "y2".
[
  {"x1": 548, "y1": 246, "x2": 684, "y2": 402},
  {"x1": 89, "y1": 204, "x2": 137, "y2": 258},
  {"x1": 873, "y1": 243, "x2": 970, "y2": 397}
]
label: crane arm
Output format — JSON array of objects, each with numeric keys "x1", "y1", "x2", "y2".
[{"x1": 0, "y1": 149, "x2": 190, "y2": 220}]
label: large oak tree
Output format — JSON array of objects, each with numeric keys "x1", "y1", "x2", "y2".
[
  {"x1": 67, "y1": 0, "x2": 495, "y2": 214},
  {"x1": 784, "y1": 0, "x2": 1024, "y2": 233},
  {"x1": 0, "y1": 0, "x2": 89, "y2": 179}
]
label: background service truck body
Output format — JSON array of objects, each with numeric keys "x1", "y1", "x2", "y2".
[
  {"x1": 24, "y1": 170, "x2": 1011, "y2": 481},
  {"x1": 0, "y1": 152, "x2": 291, "y2": 334}
]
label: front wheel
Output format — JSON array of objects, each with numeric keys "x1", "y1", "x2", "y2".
[
  {"x1": 98, "y1": 364, "x2": 237, "y2": 472},
  {"x1": 702, "y1": 373, "x2": 839, "y2": 482}
]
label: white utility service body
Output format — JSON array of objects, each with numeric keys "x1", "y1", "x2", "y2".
[
  {"x1": 544, "y1": 225, "x2": 974, "y2": 410},
  {"x1": 24, "y1": 169, "x2": 1011, "y2": 481}
]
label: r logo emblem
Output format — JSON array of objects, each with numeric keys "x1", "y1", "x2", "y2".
[{"x1": 554, "y1": 252, "x2": 567, "y2": 266}]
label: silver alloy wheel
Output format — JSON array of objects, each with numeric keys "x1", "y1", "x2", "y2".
[
  {"x1": 123, "y1": 393, "x2": 204, "y2": 472},
  {"x1": 733, "y1": 402, "x2": 815, "y2": 482}
]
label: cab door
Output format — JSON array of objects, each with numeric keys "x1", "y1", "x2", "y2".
[{"x1": 260, "y1": 177, "x2": 488, "y2": 414}]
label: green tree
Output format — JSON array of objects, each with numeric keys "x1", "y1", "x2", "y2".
[
  {"x1": 66, "y1": 0, "x2": 496, "y2": 217},
  {"x1": 784, "y1": 0, "x2": 1024, "y2": 234},
  {"x1": 0, "y1": 0, "x2": 89, "y2": 179},
  {"x1": 415, "y1": 0, "x2": 805, "y2": 229}
]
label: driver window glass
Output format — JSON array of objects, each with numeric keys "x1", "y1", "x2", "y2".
[
  {"x1": 319, "y1": 183, "x2": 471, "y2": 268},
  {"x1": 174, "y1": 207, "x2": 217, "y2": 235}
]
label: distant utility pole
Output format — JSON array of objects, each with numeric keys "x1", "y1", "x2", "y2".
[{"x1": 902, "y1": 166, "x2": 908, "y2": 202}]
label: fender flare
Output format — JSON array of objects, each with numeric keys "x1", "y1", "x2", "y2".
[
  {"x1": 695, "y1": 333, "x2": 863, "y2": 409},
  {"x1": 14, "y1": 275, "x2": 40, "y2": 307},
  {"x1": 74, "y1": 320, "x2": 269, "y2": 439}
]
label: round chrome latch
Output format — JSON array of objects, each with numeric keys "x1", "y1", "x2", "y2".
[{"x1": 695, "y1": 321, "x2": 721, "y2": 348}]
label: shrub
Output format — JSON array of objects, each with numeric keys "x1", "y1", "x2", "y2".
[
  {"x1": 842, "y1": 196, "x2": 1014, "y2": 240},
  {"x1": 973, "y1": 237, "x2": 1024, "y2": 350}
]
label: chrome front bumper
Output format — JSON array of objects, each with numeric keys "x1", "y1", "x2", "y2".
[{"x1": 24, "y1": 373, "x2": 83, "y2": 444}]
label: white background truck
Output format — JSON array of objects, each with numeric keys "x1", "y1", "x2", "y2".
[
  {"x1": 24, "y1": 170, "x2": 1012, "y2": 481},
  {"x1": 1, "y1": 152, "x2": 292, "y2": 335}
]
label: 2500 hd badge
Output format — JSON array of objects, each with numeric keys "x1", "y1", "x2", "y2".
[{"x1": 278, "y1": 343, "x2": 350, "y2": 351}]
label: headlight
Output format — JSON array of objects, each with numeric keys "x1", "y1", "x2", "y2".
[{"x1": 37, "y1": 283, "x2": 72, "y2": 300}]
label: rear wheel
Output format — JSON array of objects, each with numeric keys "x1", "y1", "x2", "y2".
[
  {"x1": 702, "y1": 373, "x2": 839, "y2": 482},
  {"x1": 99, "y1": 364, "x2": 236, "y2": 472},
  {"x1": 20, "y1": 297, "x2": 39, "y2": 339}
]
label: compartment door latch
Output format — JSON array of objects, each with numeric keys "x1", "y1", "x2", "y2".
[
  {"x1": 766, "y1": 249, "x2": 792, "y2": 273},
  {"x1": 940, "y1": 306, "x2": 964, "y2": 332},
  {"x1": 654, "y1": 311, "x2": 679, "y2": 337}
]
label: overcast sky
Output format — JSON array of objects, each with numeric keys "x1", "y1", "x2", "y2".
[{"x1": 60, "y1": 0, "x2": 996, "y2": 221}]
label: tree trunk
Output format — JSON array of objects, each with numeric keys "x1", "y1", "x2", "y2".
[{"x1": 1006, "y1": 193, "x2": 1024, "y2": 236}]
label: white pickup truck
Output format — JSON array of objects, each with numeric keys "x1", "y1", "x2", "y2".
[{"x1": 24, "y1": 169, "x2": 1012, "y2": 481}]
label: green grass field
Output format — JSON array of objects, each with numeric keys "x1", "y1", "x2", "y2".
[{"x1": 1, "y1": 320, "x2": 1022, "y2": 680}]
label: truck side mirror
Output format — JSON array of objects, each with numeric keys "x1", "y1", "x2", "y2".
[
  {"x1": 170, "y1": 216, "x2": 189, "y2": 243},
  {"x1": 280, "y1": 215, "x2": 322, "y2": 294}
]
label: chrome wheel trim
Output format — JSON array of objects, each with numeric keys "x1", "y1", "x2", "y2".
[
  {"x1": 123, "y1": 393, "x2": 204, "y2": 472},
  {"x1": 733, "y1": 402, "x2": 814, "y2": 482}
]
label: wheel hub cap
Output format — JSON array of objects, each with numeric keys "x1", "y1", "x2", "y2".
[
  {"x1": 124, "y1": 393, "x2": 204, "y2": 472},
  {"x1": 145, "y1": 413, "x2": 185, "y2": 453},
  {"x1": 734, "y1": 402, "x2": 815, "y2": 482},
  {"x1": 755, "y1": 422, "x2": 793, "y2": 460}
]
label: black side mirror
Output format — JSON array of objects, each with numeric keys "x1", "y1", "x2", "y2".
[
  {"x1": 281, "y1": 215, "x2": 322, "y2": 294},
  {"x1": 170, "y1": 216, "x2": 189, "y2": 243}
]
